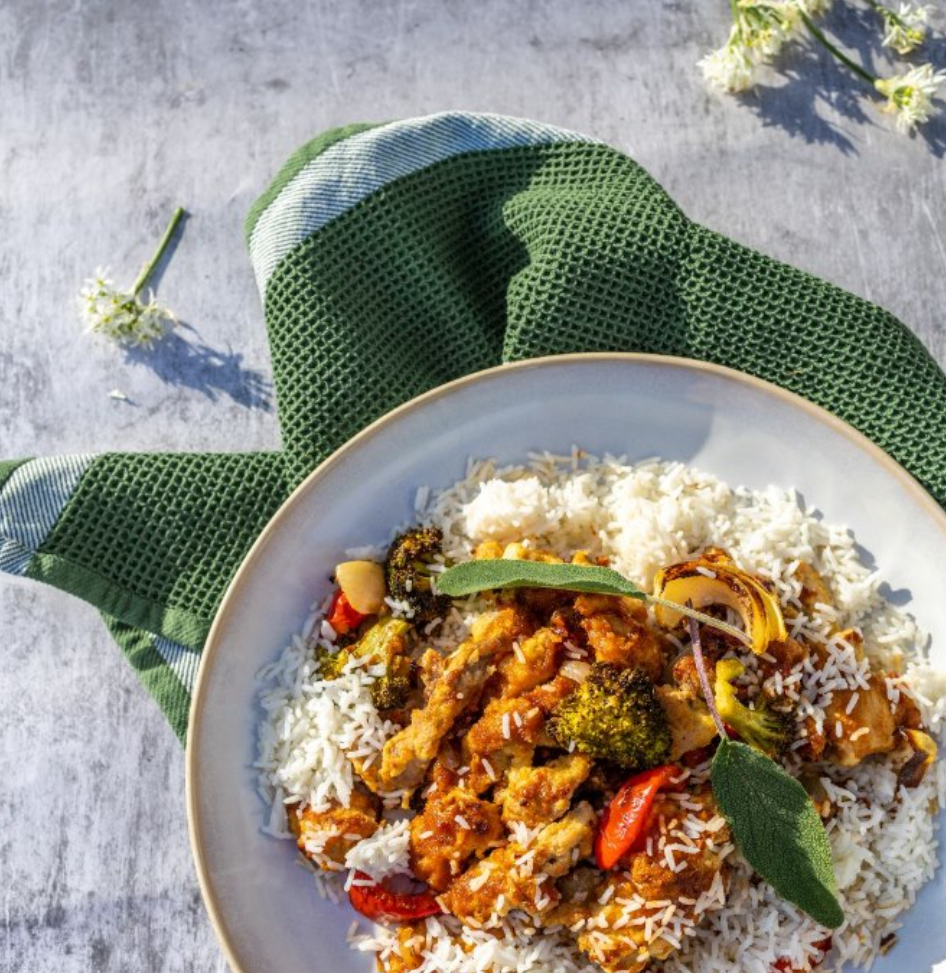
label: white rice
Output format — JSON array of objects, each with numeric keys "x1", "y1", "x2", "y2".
[
  {"x1": 255, "y1": 632, "x2": 398, "y2": 821},
  {"x1": 344, "y1": 819, "x2": 412, "y2": 881},
  {"x1": 258, "y1": 450, "x2": 946, "y2": 973}
]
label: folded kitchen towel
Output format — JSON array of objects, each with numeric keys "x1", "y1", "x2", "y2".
[{"x1": 4, "y1": 111, "x2": 946, "y2": 743}]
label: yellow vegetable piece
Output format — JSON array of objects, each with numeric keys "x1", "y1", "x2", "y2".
[
  {"x1": 652, "y1": 552, "x2": 786, "y2": 655},
  {"x1": 335, "y1": 560, "x2": 387, "y2": 615},
  {"x1": 907, "y1": 728, "x2": 939, "y2": 762}
]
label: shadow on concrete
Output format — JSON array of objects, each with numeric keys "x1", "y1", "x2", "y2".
[
  {"x1": 119, "y1": 211, "x2": 273, "y2": 410},
  {"x1": 122, "y1": 322, "x2": 273, "y2": 411}
]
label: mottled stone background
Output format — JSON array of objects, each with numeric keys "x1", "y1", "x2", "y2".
[{"x1": 1, "y1": 1, "x2": 944, "y2": 970}]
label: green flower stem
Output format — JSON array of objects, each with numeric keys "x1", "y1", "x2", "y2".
[
  {"x1": 132, "y1": 206, "x2": 186, "y2": 296},
  {"x1": 729, "y1": 0, "x2": 743, "y2": 40},
  {"x1": 864, "y1": 0, "x2": 898, "y2": 23},
  {"x1": 800, "y1": 12, "x2": 878, "y2": 87}
]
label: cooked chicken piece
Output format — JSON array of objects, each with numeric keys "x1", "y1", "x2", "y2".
[
  {"x1": 409, "y1": 787, "x2": 504, "y2": 891},
  {"x1": 473, "y1": 540, "x2": 505, "y2": 560},
  {"x1": 451, "y1": 750, "x2": 515, "y2": 798},
  {"x1": 416, "y1": 649, "x2": 444, "y2": 701},
  {"x1": 420, "y1": 742, "x2": 464, "y2": 801},
  {"x1": 671, "y1": 643, "x2": 726, "y2": 696},
  {"x1": 502, "y1": 542, "x2": 563, "y2": 563},
  {"x1": 541, "y1": 866, "x2": 605, "y2": 928},
  {"x1": 576, "y1": 794, "x2": 730, "y2": 973},
  {"x1": 656, "y1": 685, "x2": 718, "y2": 760},
  {"x1": 526, "y1": 673, "x2": 580, "y2": 715},
  {"x1": 835, "y1": 627, "x2": 864, "y2": 657},
  {"x1": 897, "y1": 691, "x2": 922, "y2": 730},
  {"x1": 794, "y1": 562, "x2": 834, "y2": 615},
  {"x1": 464, "y1": 675, "x2": 577, "y2": 755},
  {"x1": 459, "y1": 673, "x2": 579, "y2": 792},
  {"x1": 548, "y1": 605, "x2": 588, "y2": 646},
  {"x1": 574, "y1": 594, "x2": 666, "y2": 681},
  {"x1": 825, "y1": 672, "x2": 920, "y2": 767},
  {"x1": 465, "y1": 694, "x2": 547, "y2": 753},
  {"x1": 438, "y1": 843, "x2": 555, "y2": 925},
  {"x1": 529, "y1": 797, "x2": 596, "y2": 871},
  {"x1": 380, "y1": 608, "x2": 532, "y2": 792},
  {"x1": 797, "y1": 716, "x2": 828, "y2": 763},
  {"x1": 496, "y1": 627, "x2": 563, "y2": 698},
  {"x1": 672, "y1": 653, "x2": 712, "y2": 697},
  {"x1": 288, "y1": 788, "x2": 379, "y2": 872},
  {"x1": 761, "y1": 636, "x2": 810, "y2": 677},
  {"x1": 440, "y1": 802, "x2": 596, "y2": 924},
  {"x1": 499, "y1": 753, "x2": 593, "y2": 827},
  {"x1": 382, "y1": 924, "x2": 426, "y2": 973}
]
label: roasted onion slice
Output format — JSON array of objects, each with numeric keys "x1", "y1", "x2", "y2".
[{"x1": 652, "y1": 551, "x2": 787, "y2": 655}]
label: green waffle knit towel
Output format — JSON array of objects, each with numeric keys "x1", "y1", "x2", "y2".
[{"x1": 4, "y1": 112, "x2": 946, "y2": 742}]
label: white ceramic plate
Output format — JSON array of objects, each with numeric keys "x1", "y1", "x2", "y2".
[{"x1": 187, "y1": 354, "x2": 946, "y2": 973}]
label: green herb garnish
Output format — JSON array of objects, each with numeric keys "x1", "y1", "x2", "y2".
[
  {"x1": 435, "y1": 558, "x2": 753, "y2": 648},
  {"x1": 711, "y1": 737, "x2": 844, "y2": 929},
  {"x1": 686, "y1": 615, "x2": 843, "y2": 929}
]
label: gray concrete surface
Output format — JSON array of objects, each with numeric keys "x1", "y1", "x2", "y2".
[{"x1": 1, "y1": 0, "x2": 945, "y2": 970}]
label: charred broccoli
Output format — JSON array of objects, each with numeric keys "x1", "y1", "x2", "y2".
[
  {"x1": 314, "y1": 644, "x2": 348, "y2": 681},
  {"x1": 547, "y1": 663, "x2": 672, "y2": 770},
  {"x1": 384, "y1": 526, "x2": 451, "y2": 624},
  {"x1": 316, "y1": 616, "x2": 413, "y2": 711},
  {"x1": 714, "y1": 658, "x2": 794, "y2": 758}
]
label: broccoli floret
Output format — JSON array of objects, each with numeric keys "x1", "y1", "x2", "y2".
[
  {"x1": 547, "y1": 663, "x2": 672, "y2": 770},
  {"x1": 714, "y1": 658, "x2": 794, "y2": 758},
  {"x1": 384, "y1": 526, "x2": 451, "y2": 624},
  {"x1": 316, "y1": 616, "x2": 413, "y2": 711},
  {"x1": 357, "y1": 616, "x2": 413, "y2": 710},
  {"x1": 314, "y1": 644, "x2": 347, "y2": 680},
  {"x1": 370, "y1": 655, "x2": 412, "y2": 710}
]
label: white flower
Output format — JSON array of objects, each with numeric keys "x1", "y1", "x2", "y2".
[
  {"x1": 875, "y1": 63, "x2": 946, "y2": 131},
  {"x1": 743, "y1": 2, "x2": 803, "y2": 58},
  {"x1": 79, "y1": 269, "x2": 176, "y2": 347},
  {"x1": 879, "y1": 3, "x2": 930, "y2": 55},
  {"x1": 699, "y1": 2, "x2": 809, "y2": 95},
  {"x1": 699, "y1": 31, "x2": 760, "y2": 93}
]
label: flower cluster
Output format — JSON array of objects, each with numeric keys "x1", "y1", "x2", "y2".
[
  {"x1": 877, "y1": 2, "x2": 931, "y2": 54},
  {"x1": 700, "y1": 0, "x2": 944, "y2": 133},
  {"x1": 875, "y1": 62, "x2": 946, "y2": 128},
  {"x1": 79, "y1": 270, "x2": 176, "y2": 347},
  {"x1": 699, "y1": 2, "x2": 809, "y2": 93}
]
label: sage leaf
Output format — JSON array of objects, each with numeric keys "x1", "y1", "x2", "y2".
[
  {"x1": 434, "y1": 559, "x2": 752, "y2": 648},
  {"x1": 435, "y1": 559, "x2": 647, "y2": 599},
  {"x1": 711, "y1": 738, "x2": 844, "y2": 929}
]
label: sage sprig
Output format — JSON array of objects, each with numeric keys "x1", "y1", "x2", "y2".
[
  {"x1": 686, "y1": 616, "x2": 844, "y2": 929},
  {"x1": 434, "y1": 559, "x2": 753, "y2": 648}
]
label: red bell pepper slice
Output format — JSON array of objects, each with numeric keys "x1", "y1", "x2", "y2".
[
  {"x1": 594, "y1": 764, "x2": 679, "y2": 870},
  {"x1": 328, "y1": 590, "x2": 366, "y2": 636},
  {"x1": 347, "y1": 871, "x2": 442, "y2": 923}
]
